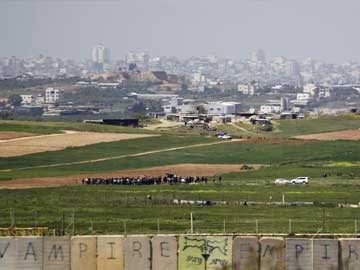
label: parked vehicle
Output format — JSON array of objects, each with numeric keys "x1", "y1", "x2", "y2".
[
  {"x1": 217, "y1": 132, "x2": 232, "y2": 140},
  {"x1": 218, "y1": 134, "x2": 232, "y2": 140},
  {"x1": 274, "y1": 178, "x2": 290, "y2": 184},
  {"x1": 290, "y1": 177, "x2": 309, "y2": 184}
]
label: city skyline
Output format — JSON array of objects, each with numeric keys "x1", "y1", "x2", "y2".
[{"x1": 1, "y1": 0, "x2": 360, "y2": 63}]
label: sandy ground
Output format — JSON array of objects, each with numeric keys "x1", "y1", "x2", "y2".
[
  {"x1": 0, "y1": 132, "x2": 157, "y2": 157},
  {"x1": 0, "y1": 163, "x2": 263, "y2": 189},
  {"x1": 294, "y1": 129, "x2": 360, "y2": 141},
  {"x1": 0, "y1": 131, "x2": 36, "y2": 141},
  {"x1": 144, "y1": 119, "x2": 183, "y2": 130}
]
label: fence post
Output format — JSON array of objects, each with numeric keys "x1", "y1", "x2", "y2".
[
  {"x1": 32, "y1": 211, "x2": 38, "y2": 227},
  {"x1": 157, "y1": 219, "x2": 160, "y2": 234},
  {"x1": 123, "y1": 220, "x2": 127, "y2": 236},
  {"x1": 288, "y1": 219, "x2": 292, "y2": 234},
  {"x1": 355, "y1": 219, "x2": 358, "y2": 236},
  {"x1": 61, "y1": 211, "x2": 65, "y2": 236},
  {"x1": 190, "y1": 212, "x2": 194, "y2": 234},
  {"x1": 72, "y1": 209, "x2": 75, "y2": 235},
  {"x1": 282, "y1": 194, "x2": 285, "y2": 205},
  {"x1": 255, "y1": 219, "x2": 259, "y2": 235},
  {"x1": 223, "y1": 219, "x2": 226, "y2": 233},
  {"x1": 10, "y1": 208, "x2": 16, "y2": 228}
]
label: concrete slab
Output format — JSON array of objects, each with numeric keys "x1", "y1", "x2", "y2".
[
  {"x1": 152, "y1": 235, "x2": 177, "y2": 270},
  {"x1": 233, "y1": 236, "x2": 260, "y2": 270},
  {"x1": 312, "y1": 239, "x2": 338, "y2": 270},
  {"x1": 16, "y1": 236, "x2": 44, "y2": 270},
  {"x1": 179, "y1": 235, "x2": 232, "y2": 270},
  {"x1": 124, "y1": 236, "x2": 151, "y2": 270},
  {"x1": 43, "y1": 236, "x2": 70, "y2": 270},
  {"x1": 260, "y1": 237, "x2": 285, "y2": 270},
  {"x1": 285, "y1": 238, "x2": 312, "y2": 270},
  {"x1": 339, "y1": 238, "x2": 360, "y2": 270},
  {"x1": 97, "y1": 235, "x2": 124, "y2": 270},
  {"x1": 70, "y1": 236, "x2": 96, "y2": 270},
  {"x1": 0, "y1": 237, "x2": 16, "y2": 270}
]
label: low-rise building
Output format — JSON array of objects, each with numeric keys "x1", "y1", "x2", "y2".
[
  {"x1": 237, "y1": 83, "x2": 256, "y2": 95},
  {"x1": 20, "y1": 94, "x2": 36, "y2": 105},
  {"x1": 303, "y1": 83, "x2": 318, "y2": 96},
  {"x1": 45, "y1": 88, "x2": 63, "y2": 103},
  {"x1": 260, "y1": 104, "x2": 282, "y2": 114},
  {"x1": 205, "y1": 101, "x2": 241, "y2": 115}
]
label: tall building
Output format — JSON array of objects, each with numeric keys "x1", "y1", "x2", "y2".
[
  {"x1": 92, "y1": 45, "x2": 111, "y2": 72},
  {"x1": 126, "y1": 52, "x2": 149, "y2": 70},
  {"x1": 250, "y1": 49, "x2": 266, "y2": 64}
]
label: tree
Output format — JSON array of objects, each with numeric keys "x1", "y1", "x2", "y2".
[{"x1": 8, "y1": 95, "x2": 22, "y2": 107}]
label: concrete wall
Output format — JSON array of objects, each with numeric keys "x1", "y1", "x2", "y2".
[{"x1": 1, "y1": 235, "x2": 360, "y2": 269}]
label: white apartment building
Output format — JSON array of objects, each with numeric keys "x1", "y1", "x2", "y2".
[
  {"x1": 238, "y1": 84, "x2": 255, "y2": 95},
  {"x1": 303, "y1": 84, "x2": 318, "y2": 96},
  {"x1": 20, "y1": 95, "x2": 36, "y2": 105},
  {"x1": 45, "y1": 88, "x2": 63, "y2": 103},
  {"x1": 297, "y1": 93, "x2": 311, "y2": 101},
  {"x1": 260, "y1": 104, "x2": 282, "y2": 114},
  {"x1": 205, "y1": 102, "x2": 241, "y2": 115}
]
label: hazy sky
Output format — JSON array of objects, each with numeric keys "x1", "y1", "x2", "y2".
[{"x1": 1, "y1": 0, "x2": 359, "y2": 62}]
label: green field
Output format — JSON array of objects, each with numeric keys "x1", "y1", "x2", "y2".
[
  {"x1": 1, "y1": 116, "x2": 360, "y2": 235},
  {"x1": 216, "y1": 114, "x2": 360, "y2": 138}
]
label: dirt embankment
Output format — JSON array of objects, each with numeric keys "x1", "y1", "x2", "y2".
[{"x1": 294, "y1": 129, "x2": 360, "y2": 141}]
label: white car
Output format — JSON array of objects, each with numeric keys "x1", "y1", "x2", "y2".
[
  {"x1": 218, "y1": 134, "x2": 232, "y2": 140},
  {"x1": 290, "y1": 177, "x2": 309, "y2": 184},
  {"x1": 274, "y1": 178, "x2": 290, "y2": 185}
]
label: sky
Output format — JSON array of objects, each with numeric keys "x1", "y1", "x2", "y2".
[{"x1": 1, "y1": 0, "x2": 359, "y2": 63}]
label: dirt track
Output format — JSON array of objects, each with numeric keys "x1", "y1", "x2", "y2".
[
  {"x1": 2, "y1": 139, "x2": 243, "y2": 172},
  {"x1": 0, "y1": 131, "x2": 157, "y2": 157},
  {"x1": 0, "y1": 164, "x2": 263, "y2": 189},
  {"x1": 0, "y1": 131, "x2": 36, "y2": 141},
  {"x1": 294, "y1": 129, "x2": 360, "y2": 141}
]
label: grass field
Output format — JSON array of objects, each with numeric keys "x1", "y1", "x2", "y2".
[
  {"x1": 1, "y1": 180, "x2": 360, "y2": 235},
  {"x1": 1, "y1": 116, "x2": 360, "y2": 235},
  {"x1": 1, "y1": 139, "x2": 358, "y2": 179}
]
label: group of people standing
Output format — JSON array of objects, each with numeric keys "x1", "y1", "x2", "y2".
[{"x1": 81, "y1": 174, "x2": 208, "y2": 186}]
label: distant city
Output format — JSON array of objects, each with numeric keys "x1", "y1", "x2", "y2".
[
  {"x1": 1, "y1": 45, "x2": 360, "y2": 121},
  {"x1": 1, "y1": 45, "x2": 360, "y2": 86}
]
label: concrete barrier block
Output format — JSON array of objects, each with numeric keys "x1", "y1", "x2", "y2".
[
  {"x1": 233, "y1": 236, "x2": 260, "y2": 270},
  {"x1": 339, "y1": 238, "x2": 360, "y2": 270},
  {"x1": 43, "y1": 236, "x2": 70, "y2": 270},
  {"x1": 0, "y1": 237, "x2": 16, "y2": 270},
  {"x1": 16, "y1": 236, "x2": 44, "y2": 270},
  {"x1": 97, "y1": 235, "x2": 124, "y2": 270},
  {"x1": 285, "y1": 238, "x2": 312, "y2": 270},
  {"x1": 152, "y1": 235, "x2": 177, "y2": 270},
  {"x1": 260, "y1": 237, "x2": 285, "y2": 270},
  {"x1": 124, "y1": 236, "x2": 151, "y2": 270},
  {"x1": 71, "y1": 236, "x2": 96, "y2": 270},
  {"x1": 313, "y1": 239, "x2": 338, "y2": 270},
  {"x1": 179, "y1": 235, "x2": 233, "y2": 270}
]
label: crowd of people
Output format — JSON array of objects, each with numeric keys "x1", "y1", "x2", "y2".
[{"x1": 81, "y1": 173, "x2": 208, "y2": 186}]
